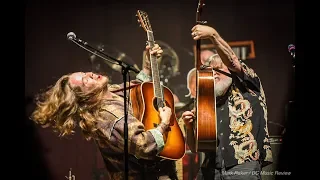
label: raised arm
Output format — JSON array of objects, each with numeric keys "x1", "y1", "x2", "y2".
[
  {"x1": 136, "y1": 44, "x2": 163, "y2": 82},
  {"x1": 191, "y1": 25, "x2": 243, "y2": 78}
]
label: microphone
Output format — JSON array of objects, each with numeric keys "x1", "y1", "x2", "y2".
[
  {"x1": 288, "y1": 44, "x2": 295, "y2": 59},
  {"x1": 67, "y1": 32, "x2": 76, "y2": 40},
  {"x1": 67, "y1": 32, "x2": 88, "y2": 45}
]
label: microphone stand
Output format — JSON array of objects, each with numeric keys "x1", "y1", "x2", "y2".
[
  {"x1": 291, "y1": 53, "x2": 295, "y2": 74},
  {"x1": 67, "y1": 35, "x2": 138, "y2": 180},
  {"x1": 122, "y1": 66, "x2": 130, "y2": 180},
  {"x1": 283, "y1": 49, "x2": 295, "y2": 138},
  {"x1": 289, "y1": 50, "x2": 295, "y2": 106}
]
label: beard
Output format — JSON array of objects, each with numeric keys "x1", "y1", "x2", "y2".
[{"x1": 214, "y1": 77, "x2": 232, "y2": 97}]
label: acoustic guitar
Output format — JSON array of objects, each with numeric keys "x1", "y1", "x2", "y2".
[
  {"x1": 193, "y1": 0, "x2": 217, "y2": 152},
  {"x1": 130, "y1": 10, "x2": 186, "y2": 160}
]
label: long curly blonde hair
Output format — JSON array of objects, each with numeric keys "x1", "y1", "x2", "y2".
[{"x1": 30, "y1": 74, "x2": 109, "y2": 140}]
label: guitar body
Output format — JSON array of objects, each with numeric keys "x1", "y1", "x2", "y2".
[
  {"x1": 130, "y1": 82, "x2": 186, "y2": 160},
  {"x1": 194, "y1": 69, "x2": 217, "y2": 152}
]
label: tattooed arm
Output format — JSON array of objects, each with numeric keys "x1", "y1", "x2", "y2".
[{"x1": 191, "y1": 24, "x2": 243, "y2": 78}]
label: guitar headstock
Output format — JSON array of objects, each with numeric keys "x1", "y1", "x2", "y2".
[
  {"x1": 197, "y1": 0, "x2": 205, "y2": 13},
  {"x1": 136, "y1": 10, "x2": 153, "y2": 32}
]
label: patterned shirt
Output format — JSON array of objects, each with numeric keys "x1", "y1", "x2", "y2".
[
  {"x1": 93, "y1": 71, "x2": 177, "y2": 180},
  {"x1": 201, "y1": 61, "x2": 273, "y2": 169}
]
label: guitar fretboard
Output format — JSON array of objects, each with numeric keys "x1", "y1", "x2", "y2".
[{"x1": 147, "y1": 30, "x2": 163, "y2": 101}]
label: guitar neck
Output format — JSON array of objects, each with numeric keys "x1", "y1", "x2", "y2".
[
  {"x1": 195, "y1": 40, "x2": 202, "y2": 70},
  {"x1": 146, "y1": 30, "x2": 163, "y2": 100},
  {"x1": 195, "y1": 0, "x2": 204, "y2": 70}
]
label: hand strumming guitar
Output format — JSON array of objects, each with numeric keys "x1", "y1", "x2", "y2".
[{"x1": 157, "y1": 106, "x2": 172, "y2": 133}]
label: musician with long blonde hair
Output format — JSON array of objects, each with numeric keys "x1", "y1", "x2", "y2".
[{"x1": 30, "y1": 44, "x2": 178, "y2": 180}]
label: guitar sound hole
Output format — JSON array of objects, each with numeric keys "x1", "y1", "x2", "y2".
[
  {"x1": 153, "y1": 98, "x2": 159, "y2": 111},
  {"x1": 153, "y1": 123, "x2": 158, "y2": 128},
  {"x1": 152, "y1": 98, "x2": 173, "y2": 130},
  {"x1": 153, "y1": 98, "x2": 167, "y2": 111}
]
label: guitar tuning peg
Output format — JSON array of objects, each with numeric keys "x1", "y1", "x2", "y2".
[{"x1": 196, "y1": 20, "x2": 207, "y2": 25}]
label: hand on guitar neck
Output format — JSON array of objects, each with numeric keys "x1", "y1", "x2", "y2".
[
  {"x1": 143, "y1": 44, "x2": 163, "y2": 77},
  {"x1": 191, "y1": 24, "x2": 242, "y2": 75},
  {"x1": 181, "y1": 109, "x2": 197, "y2": 152},
  {"x1": 181, "y1": 109, "x2": 196, "y2": 130}
]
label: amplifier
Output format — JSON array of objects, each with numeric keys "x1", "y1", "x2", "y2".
[{"x1": 261, "y1": 136, "x2": 283, "y2": 180}]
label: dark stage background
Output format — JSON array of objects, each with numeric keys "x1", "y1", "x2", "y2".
[{"x1": 25, "y1": 0, "x2": 295, "y2": 179}]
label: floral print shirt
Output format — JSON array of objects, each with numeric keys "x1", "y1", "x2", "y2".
[{"x1": 202, "y1": 61, "x2": 273, "y2": 169}]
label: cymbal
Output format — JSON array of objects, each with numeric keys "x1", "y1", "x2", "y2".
[{"x1": 89, "y1": 43, "x2": 140, "y2": 73}]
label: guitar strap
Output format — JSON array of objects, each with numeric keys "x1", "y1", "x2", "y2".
[
  {"x1": 109, "y1": 81, "x2": 141, "y2": 93},
  {"x1": 200, "y1": 64, "x2": 233, "y2": 78}
]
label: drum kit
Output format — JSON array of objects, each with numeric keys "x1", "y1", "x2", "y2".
[{"x1": 88, "y1": 43, "x2": 140, "y2": 84}]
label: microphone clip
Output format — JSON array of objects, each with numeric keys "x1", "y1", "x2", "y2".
[
  {"x1": 288, "y1": 44, "x2": 295, "y2": 59},
  {"x1": 67, "y1": 32, "x2": 88, "y2": 45},
  {"x1": 200, "y1": 64, "x2": 210, "y2": 70}
]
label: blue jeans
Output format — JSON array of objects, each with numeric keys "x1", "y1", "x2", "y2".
[{"x1": 196, "y1": 161, "x2": 262, "y2": 180}]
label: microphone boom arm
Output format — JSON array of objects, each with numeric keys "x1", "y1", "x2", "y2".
[{"x1": 67, "y1": 32, "x2": 140, "y2": 74}]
